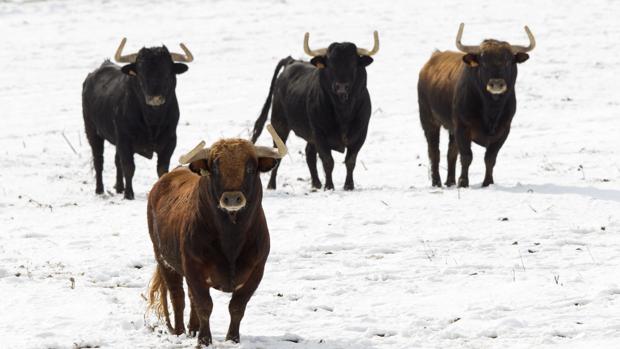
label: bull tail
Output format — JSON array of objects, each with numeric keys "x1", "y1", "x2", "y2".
[
  {"x1": 251, "y1": 56, "x2": 294, "y2": 143},
  {"x1": 147, "y1": 264, "x2": 173, "y2": 331}
]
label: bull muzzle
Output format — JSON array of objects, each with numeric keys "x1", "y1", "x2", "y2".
[
  {"x1": 146, "y1": 95, "x2": 166, "y2": 107},
  {"x1": 486, "y1": 79, "x2": 507, "y2": 95},
  {"x1": 332, "y1": 82, "x2": 351, "y2": 102},
  {"x1": 219, "y1": 191, "x2": 247, "y2": 212}
]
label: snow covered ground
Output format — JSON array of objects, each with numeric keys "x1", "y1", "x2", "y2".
[{"x1": 1, "y1": 0, "x2": 620, "y2": 347}]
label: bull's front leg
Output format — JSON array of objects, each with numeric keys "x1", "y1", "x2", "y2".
[
  {"x1": 156, "y1": 135, "x2": 177, "y2": 178},
  {"x1": 226, "y1": 265, "x2": 265, "y2": 343},
  {"x1": 455, "y1": 125, "x2": 473, "y2": 188},
  {"x1": 343, "y1": 126, "x2": 368, "y2": 191},
  {"x1": 482, "y1": 129, "x2": 509, "y2": 187},
  {"x1": 117, "y1": 142, "x2": 136, "y2": 199},
  {"x1": 185, "y1": 268, "x2": 214, "y2": 346},
  {"x1": 316, "y1": 144, "x2": 335, "y2": 190}
]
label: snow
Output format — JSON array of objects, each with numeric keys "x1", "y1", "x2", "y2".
[{"x1": 1, "y1": 0, "x2": 620, "y2": 348}]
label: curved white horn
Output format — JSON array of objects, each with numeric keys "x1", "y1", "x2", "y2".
[
  {"x1": 170, "y1": 42, "x2": 194, "y2": 62},
  {"x1": 114, "y1": 37, "x2": 138, "y2": 63},
  {"x1": 357, "y1": 30, "x2": 380, "y2": 56}
]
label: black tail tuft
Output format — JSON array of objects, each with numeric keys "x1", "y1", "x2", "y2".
[{"x1": 251, "y1": 56, "x2": 295, "y2": 143}]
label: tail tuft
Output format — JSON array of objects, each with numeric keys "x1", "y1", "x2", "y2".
[{"x1": 147, "y1": 265, "x2": 172, "y2": 330}]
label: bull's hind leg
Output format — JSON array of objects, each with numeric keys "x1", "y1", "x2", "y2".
[
  {"x1": 188, "y1": 298, "x2": 199, "y2": 337},
  {"x1": 159, "y1": 267, "x2": 186, "y2": 335},
  {"x1": 419, "y1": 100, "x2": 441, "y2": 187},
  {"x1": 445, "y1": 133, "x2": 458, "y2": 187},
  {"x1": 85, "y1": 124, "x2": 105, "y2": 194},
  {"x1": 421, "y1": 123, "x2": 442, "y2": 187},
  {"x1": 305, "y1": 143, "x2": 322, "y2": 189},
  {"x1": 114, "y1": 152, "x2": 124, "y2": 193},
  {"x1": 267, "y1": 122, "x2": 290, "y2": 190}
]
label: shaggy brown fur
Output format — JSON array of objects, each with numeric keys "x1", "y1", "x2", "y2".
[
  {"x1": 208, "y1": 139, "x2": 257, "y2": 189},
  {"x1": 418, "y1": 38, "x2": 530, "y2": 188},
  {"x1": 146, "y1": 138, "x2": 276, "y2": 346}
]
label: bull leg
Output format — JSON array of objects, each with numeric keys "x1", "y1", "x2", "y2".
[
  {"x1": 316, "y1": 145, "x2": 335, "y2": 190},
  {"x1": 185, "y1": 272, "x2": 213, "y2": 346},
  {"x1": 85, "y1": 126, "x2": 105, "y2": 194},
  {"x1": 455, "y1": 126, "x2": 473, "y2": 188},
  {"x1": 422, "y1": 125, "x2": 442, "y2": 187},
  {"x1": 226, "y1": 265, "x2": 265, "y2": 343},
  {"x1": 445, "y1": 133, "x2": 458, "y2": 187},
  {"x1": 267, "y1": 125, "x2": 290, "y2": 190},
  {"x1": 118, "y1": 143, "x2": 136, "y2": 200},
  {"x1": 305, "y1": 143, "x2": 322, "y2": 189},
  {"x1": 482, "y1": 130, "x2": 509, "y2": 187},
  {"x1": 159, "y1": 267, "x2": 186, "y2": 335},
  {"x1": 157, "y1": 136, "x2": 176, "y2": 178},
  {"x1": 114, "y1": 152, "x2": 124, "y2": 193},
  {"x1": 344, "y1": 143, "x2": 364, "y2": 191},
  {"x1": 188, "y1": 298, "x2": 199, "y2": 337}
]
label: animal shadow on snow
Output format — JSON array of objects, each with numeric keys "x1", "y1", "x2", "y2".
[
  {"x1": 494, "y1": 183, "x2": 620, "y2": 202},
  {"x1": 189, "y1": 335, "x2": 378, "y2": 349}
]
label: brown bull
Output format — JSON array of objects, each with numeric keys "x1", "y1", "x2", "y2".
[
  {"x1": 418, "y1": 23, "x2": 535, "y2": 187},
  {"x1": 146, "y1": 125, "x2": 287, "y2": 346}
]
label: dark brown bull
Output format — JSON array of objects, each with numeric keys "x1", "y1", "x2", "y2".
[
  {"x1": 418, "y1": 23, "x2": 535, "y2": 187},
  {"x1": 146, "y1": 125, "x2": 287, "y2": 346}
]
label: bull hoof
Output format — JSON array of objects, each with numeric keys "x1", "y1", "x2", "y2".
[
  {"x1": 344, "y1": 182, "x2": 354, "y2": 191},
  {"x1": 267, "y1": 183, "x2": 276, "y2": 190},
  {"x1": 124, "y1": 190, "x2": 135, "y2": 200},
  {"x1": 445, "y1": 178, "x2": 456, "y2": 187},
  {"x1": 95, "y1": 187, "x2": 104, "y2": 195},
  {"x1": 457, "y1": 177, "x2": 469, "y2": 188},
  {"x1": 114, "y1": 183, "x2": 124, "y2": 193},
  {"x1": 324, "y1": 183, "x2": 334, "y2": 191},
  {"x1": 196, "y1": 335, "x2": 213, "y2": 348},
  {"x1": 482, "y1": 178, "x2": 494, "y2": 187},
  {"x1": 225, "y1": 333, "x2": 240, "y2": 343},
  {"x1": 171, "y1": 326, "x2": 185, "y2": 336},
  {"x1": 311, "y1": 179, "x2": 322, "y2": 189}
]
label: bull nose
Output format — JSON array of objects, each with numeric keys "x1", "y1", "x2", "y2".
[
  {"x1": 332, "y1": 82, "x2": 351, "y2": 94},
  {"x1": 486, "y1": 79, "x2": 507, "y2": 95},
  {"x1": 146, "y1": 95, "x2": 166, "y2": 106},
  {"x1": 219, "y1": 191, "x2": 246, "y2": 212}
]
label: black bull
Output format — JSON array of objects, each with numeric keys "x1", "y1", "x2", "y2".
[
  {"x1": 417, "y1": 24, "x2": 535, "y2": 188},
  {"x1": 81, "y1": 38, "x2": 193, "y2": 199},
  {"x1": 251, "y1": 32, "x2": 379, "y2": 191}
]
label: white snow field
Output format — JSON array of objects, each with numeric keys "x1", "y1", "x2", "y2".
[{"x1": 1, "y1": 0, "x2": 620, "y2": 348}]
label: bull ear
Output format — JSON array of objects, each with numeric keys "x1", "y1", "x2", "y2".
[
  {"x1": 189, "y1": 159, "x2": 209, "y2": 175},
  {"x1": 358, "y1": 55, "x2": 373, "y2": 67},
  {"x1": 514, "y1": 52, "x2": 529, "y2": 64},
  {"x1": 121, "y1": 63, "x2": 137, "y2": 76},
  {"x1": 258, "y1": 157, "x2": 278, "y2": 172},
  {"x1": 462, "y1": 54, "x2": 479, "y2": 67},
  {"x1": 310, "y1": 56, "x2": 326, "y2": 69},
  {"x1": 173, "y1": 63, "x2": 188, "y2": 74}
]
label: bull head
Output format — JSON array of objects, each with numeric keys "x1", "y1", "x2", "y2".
[
  {"x1": 303, "y1": 32, "x2": 379, "y2": 103},
  {"x1": 455, "y1": 23, "x2": 535, "y2": 98},
  {"x1": 114, "y1": 38, "x2": 194, "y2": 107},
  {"x1": 178, "y1": 125, "x2": 287, "y2": 221}
]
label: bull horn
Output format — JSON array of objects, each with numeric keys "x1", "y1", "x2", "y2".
[
  {"x1": 303, "y1": 32, "x2": 328, "y2": 57},
  {"x1": 179, "y1": 140, "x2": 209, "y2": 164},
  {"x1": 455, "y1": 23, "x2": 481, "y2": 54},
  {"x1": 511, "y1": 26, "x2": 536, "y2": 53},
  {"x1": 114, "y1": 38, "x2": 139, "y2": 63},
  {"x1": 356, "y1": 31, "x2": 380, "y2": 56},
  {"x1": 254, "y1": 124, "x2": 288, "y2": 159},
  {"x1": 170, "y1": 43, "x2": 194, "y2": 62}
]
